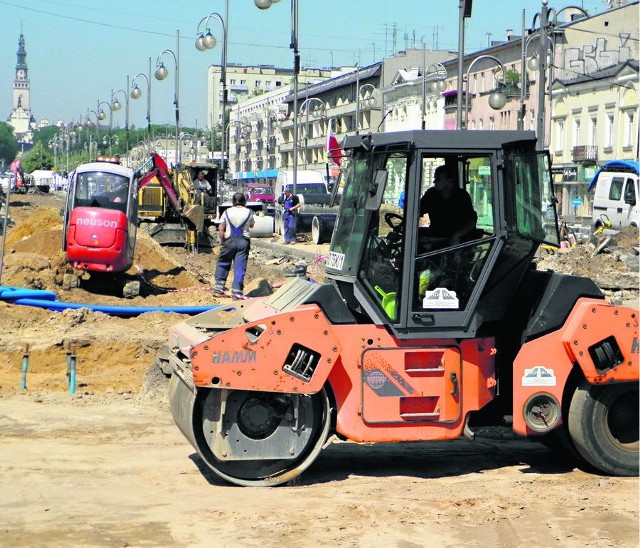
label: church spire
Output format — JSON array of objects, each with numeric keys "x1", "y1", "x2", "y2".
[{"x1": 16, "y1": 32, "x2": 27, "y2": 70}]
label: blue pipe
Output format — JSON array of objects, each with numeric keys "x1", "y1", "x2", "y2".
[{"x1": 0, "y1": 286, "x2": 218, "y2": 317}]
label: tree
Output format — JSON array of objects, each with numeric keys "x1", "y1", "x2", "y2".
[
  {"x1": 21, "y1": 141, "x2": 54, "y2": 172},
  {"x1": 0, "y1": 122, "x2": 19, "y2": 171}
]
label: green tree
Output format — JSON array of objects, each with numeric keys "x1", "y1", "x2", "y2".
[
  {"x1": 0, "y1": 122, "x2": 19, "y2": 170},
  {"x1": 21, "y1": 141, "x2": 54, "y2": 172}
]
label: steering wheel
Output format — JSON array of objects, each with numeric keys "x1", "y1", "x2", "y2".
[
  {"x1": 377, "y1": 212, "x2": 404, "y2": 260},
  {"x1": 384, "y1": 212, "x2": 403, "y2": 233}
]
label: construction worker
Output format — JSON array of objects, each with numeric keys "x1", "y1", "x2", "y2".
[
  {"x1": 214, "y1": 192, "x2": 255, "y2": 299},
  {"x1": 278, "y1": 186, "x2": 301, "y2": 244}
]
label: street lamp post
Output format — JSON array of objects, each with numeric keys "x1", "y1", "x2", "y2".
[
  {"x1": 103, "y1": 135, "x2": 119, "y2": 156},
  {"x1": 256, "y1": 0, "x2": 299, "y2": 195},
  {"x1": 226, "y1": 118, "x2": 251, "y2": 187},
  {"x1": 421, "y1": 62, "x2": 448, "y2": 130},
  {"x1": 85, "y1": 109, "x2": 102, "y2": 160},
  {"x1": 526, "y1": 1, "x2": 588, "y2": 148},
  {"x1": 355, "y1": 81, "x2": 377, "y2": 134},
  {"x1": 456, "y1": 0, "x2": 474, "y2": 130},
  {"x1": 462, "y1": 55, "x2": 507, "y2": 130},
  {"x1": 155, "y1": 31, "x2": 180, "y2": 164},
  {"x1": 196, "y1": 3, "x2": 229, "y2": 177},
  {"x1": 111, "y1": 80, "x2": 130, "y2": 159},
  {"x1": 131, "y1": 58, "x2": 152, "y2": 141},
  {"x1": 265, "y1": 105, "x2": 284, "y2": 171},
  {"x1": 298, "y1": 97, "x2": 326, "y2": 170}
]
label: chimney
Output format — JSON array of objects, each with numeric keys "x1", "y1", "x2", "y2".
[{"x1": 506, "y1": 29, "x2": 514, "y2": 40}]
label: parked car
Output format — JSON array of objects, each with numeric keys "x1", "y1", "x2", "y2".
[{"x1": 244, "y1": 183, "x2": 275, "y2": 204}]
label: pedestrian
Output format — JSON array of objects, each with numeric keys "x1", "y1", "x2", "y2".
[
  {"x1": 278, "y1": 187, "x2": 301, "y2": 244},
  {"x1": 214, "y1": 192, "x2": 255, "y2": 299}
]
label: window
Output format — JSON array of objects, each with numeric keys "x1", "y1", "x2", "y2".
[
  {"x1": 624, "y1": 178, "x2": 636, "y2": 204},
  {"x1": 573, "y1": 118, "x2": 581, "y2": 146},
  {"x1": 255, "y1": 80, "x2": 261, "y2": 87},
  {"x1": 555, "y1": 119, "x2": 565, "y2": 152},
  {"x1": 230, "y1": 79, "x2": 236, "y2": 85},
  {"x1": 624, "y1": 111, "x2": 635, "y2": 148},
  {"x1": 412, "y1": 155, "x2": 495, "y2": 312},
  {"x1": 609, "y1": 177, "x2": 624, "y2": 200},
  {"x1": 605, "y1": 113, "x2": 614, "y2": 149},
  {"x1": 589, "y1": 116, "x2": 597, "y2": 146}
]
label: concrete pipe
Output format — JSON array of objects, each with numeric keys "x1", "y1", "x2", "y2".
[
  {"x1": 249, "y1": 214, "x2": 274, "y2": 238},
  {"x1": 311, "y1": 215, "x2": 336, "y2": 245}
]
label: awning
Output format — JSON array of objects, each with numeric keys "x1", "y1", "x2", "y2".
[{"x1": 236, "y1": 169, "x2": 279, "y2": 180}]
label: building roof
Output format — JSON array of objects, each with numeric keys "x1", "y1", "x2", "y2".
[
  {"x1": 554, "y1": 59, "x2": 639, "y2": 86},
  {"x1": 284, "y1": 63, "x2": 382, "y2": 102}
]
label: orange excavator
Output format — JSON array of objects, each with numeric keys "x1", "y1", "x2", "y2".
[{"x1": 159, "y1": 130, "x2": 638, "y2": 485}]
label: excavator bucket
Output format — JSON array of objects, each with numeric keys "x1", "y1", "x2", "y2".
[{"x1": 182, "y1": 204, "x2": 205, "y2": 232}]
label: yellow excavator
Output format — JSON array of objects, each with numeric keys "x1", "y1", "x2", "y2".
[{"x1": 138, "y1": 157, "x2": 219, "y2": 250}]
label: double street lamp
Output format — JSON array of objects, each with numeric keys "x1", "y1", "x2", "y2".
[
  {"x1": 155, "y1": 33, "x2": 180, "y2": 164},
  {"x1": 111, "y1": 80, "x2": 130, "y2": 157},
  {"x1": 103, "y1": 135, "x2": 119, "y2": 156},
  {"x1": 131, "y1": 58, "x2": 153, "y2": 141},
  {"x1": 227, "y1": 119, "x2": 252, "y2": 185},
  {"x1": 298, "y1": 97, "x2": 326, "y2": 169},
  {"x1": 526, "y1": 0, "x2": 588, "y2": 148},
  {"x1": 462, "y1": 55, "x2": 508, "y2": 130},
  {"x1": 421, "y1": 62, "x2": 448, "y2": 130},
  {"x1": 355, "y1": 82, "x2": 377, "y2": 134},
  {"x1": 196, "y1": 4, "x2": 228, "y2": 175}
]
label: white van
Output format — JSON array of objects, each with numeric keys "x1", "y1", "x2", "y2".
[
  {"x1": 275, "y1": 170, "x2": 328, "y2": 198},
  {"x1": 590, "y1": 161, "x2": 639, "y2": 229}
]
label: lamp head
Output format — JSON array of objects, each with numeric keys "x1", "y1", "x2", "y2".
[
  {"x1": 254, "y1": 0, "x2": 272, "y2": 9},
  {"x1": 433, "y1": 79, "x2": 447, "y2": 92},
  {"x1": 488, "y1": 90, "x2": 507, "y2": 110},
  {"x1": 111, "y1": 99, "x2": 122, "y2": 112},
  {"x1": 195, "y1": 36, "x2": 207, "y2": 51},
  {"x1": 98, "y1": 109, "x2": 107, "y2": 121},
  {"x1": 202, "y1": 31, "x2": 216, "y2": 49},
  {"x1": 527, "y1": 56, "x2": 540, "y2": 72},
  {"x1": 155, "y1": 63, "x2": 168, "y2": 81},
  {"x1": 131, "y1": 85, "x2": 142, "y2": 100}
]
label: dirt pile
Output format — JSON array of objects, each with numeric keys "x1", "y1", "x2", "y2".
[
  {"x1": 0, "y1": 193, "x2": 303, "y2": 396},
  {"x1": 535, "y1": 225, "x2": 639, "y2": 306}
]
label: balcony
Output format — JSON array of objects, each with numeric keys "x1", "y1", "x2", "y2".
[{"x1": 572, "y1": 145, "x2": 598, "y2": 163}]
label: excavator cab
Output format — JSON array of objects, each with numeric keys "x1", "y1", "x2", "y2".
[{"x1": 327, "y1": 130, "x2": 559, "y2": 338}]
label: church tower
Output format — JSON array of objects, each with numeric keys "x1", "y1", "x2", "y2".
[{"x1": 8, "y1": 31, "x2": 34, "y2": 148}]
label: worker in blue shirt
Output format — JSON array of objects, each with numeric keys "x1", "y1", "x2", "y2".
[{"x1": 278, "y1": 187, "x2": 301, "y2": 244}]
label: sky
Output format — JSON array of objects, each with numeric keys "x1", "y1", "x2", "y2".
[{"x1": 0, "y1": 0, "x2": 607, "y2": 130}]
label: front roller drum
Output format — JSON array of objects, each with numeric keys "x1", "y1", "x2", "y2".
[{"x1": 169, "y1": 372, "x2": 331, "y2": 486}]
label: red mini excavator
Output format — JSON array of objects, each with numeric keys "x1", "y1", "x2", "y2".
[{"x1": 62, "y1": 154, "x2": 203, "y2": 295}]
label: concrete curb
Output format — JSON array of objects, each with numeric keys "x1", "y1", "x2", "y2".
[{"x1": 251, "y1": 238, "x2": 329, "y2": 264}]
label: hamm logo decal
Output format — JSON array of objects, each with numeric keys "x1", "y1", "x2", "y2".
[{"x1": 212, "y1": 350, "x2": 257, "y2": 364}]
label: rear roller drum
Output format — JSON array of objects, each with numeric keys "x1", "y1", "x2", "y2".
[
  {"x1": 568, "y1": 379, "x2": 639, "y2": 476},
  {"x1": 191, "y1": 388, "x2": 331, "y2": 486}
]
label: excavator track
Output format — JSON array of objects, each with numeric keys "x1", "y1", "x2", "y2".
[{"x1": 169, "y1": 371, "x2": 331, "y2": 486}]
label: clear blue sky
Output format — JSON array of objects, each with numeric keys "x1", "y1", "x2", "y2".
[{"x1": 0, "y1": 0, "x2": 605, "y2": 130}]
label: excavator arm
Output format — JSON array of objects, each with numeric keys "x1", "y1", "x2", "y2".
[{"x1": 138, "y1": 153, "x2": 204, "y2": 233}]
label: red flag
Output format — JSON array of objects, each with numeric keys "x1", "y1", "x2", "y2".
[{"x1": 325, "y1": 118, "x2": 342, "y2": 166}]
